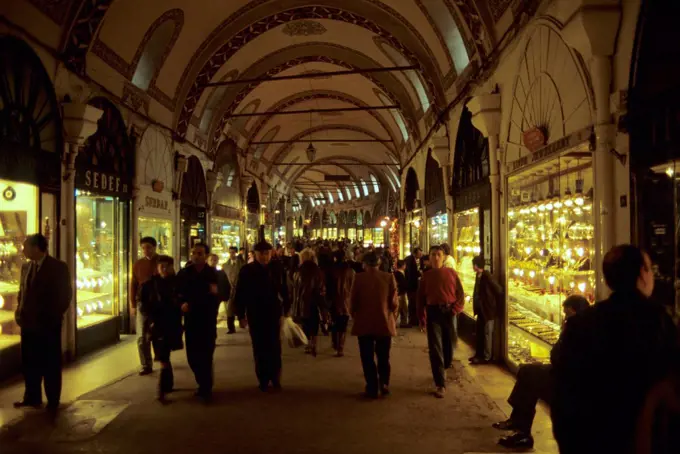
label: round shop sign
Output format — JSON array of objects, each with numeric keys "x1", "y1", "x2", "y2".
[{"x1": 2, "y1": 186, "x2": 16, "y2": 201}]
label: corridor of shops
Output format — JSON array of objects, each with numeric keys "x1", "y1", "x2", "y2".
[{"x1": 2, "y1": 0, "x2": 680, "y2": 453}]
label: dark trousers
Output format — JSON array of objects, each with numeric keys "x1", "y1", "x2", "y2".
[
  {"x1": 227, "y1": 316, "x2": 236, "y2": 332},
  {"x1": 21, "y1": 325, "x2": 62, "y2": 406},
  {"x1": 508, "y1": 364, "x2": 553, "y2": 433},
  {"x1": 426, "y1": 305, "x2": 455, "y2": 388},
  {"x1": 358, "y1": 336, "x2": 391, "y2": 394},
  {"x1": 250, "y1": 319, "x2": 282, "y2": 387},
  {"x1": 407, "y1": 291, "x2": 418, "y2": 325},
  {"x1": 153, "y1": 337, "x2": 174, "y2": 393},
  {"x1": 185, "y1": 327, "x2": 216, "y2": 394}
]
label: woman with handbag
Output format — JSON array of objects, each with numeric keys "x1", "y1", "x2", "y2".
[
  {"x1": 140, "y1": 255, "x2": 184, "y2": 402},
  {"x1": 292, "y1": 248, "x2": 326, "y2": 357}
]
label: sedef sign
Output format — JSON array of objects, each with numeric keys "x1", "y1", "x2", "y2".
[{"x1": 76, "y1": 169, "x2": 132, "y2": 197}]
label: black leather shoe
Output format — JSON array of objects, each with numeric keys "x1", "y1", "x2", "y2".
[
  {"x1": 471, "y1": 357, "x2": 491, "y2": 365},
  {"x1": 492, "y1": 418, "x2": 517, "y2": 431},
  {"x1": 227, "y1": 329, "x2": 236, "y2": 334},
  {"x1": 361, "y1": 390, "x2": 379, "y2": 399},
  {"x1": 139, "y1": 368, "x2": 153, "y2": 376},
  {"x1": 13, "y1": 401, "x2": 42, "y2": 409},
  {"x1": 498, "y1": 431, "x2": 534, "y2": 449},
  {"x1": 468, "y1": 355, "x2": 480, "y2": 362},
  {"x1": 380, "y1": 385, "x2": 390, "y2": 396}
]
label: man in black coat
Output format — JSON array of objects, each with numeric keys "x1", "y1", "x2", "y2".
[
  {"x1": 235, "y1": 240, "x2": 290, "y2": 392},
  {"x1": 470, "y1": 256, "x2": 502, "y2": 364},
  {"x1": 551, "y1": 245, "x2": 679, "y2": 454},
  {"x1": 177, "y1": 243, "x2": 219, "y2": 401},
  {"x1": 404, "y1": 247, "x2": 423, "y2": 327},
  {"x1": 14, "y1": 233, "x2": 71, "y2": 412}
]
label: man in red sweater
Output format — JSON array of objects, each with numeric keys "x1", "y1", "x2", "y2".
[{"x1": 417, "y1": 245, "x2": 465, "y2": 398}]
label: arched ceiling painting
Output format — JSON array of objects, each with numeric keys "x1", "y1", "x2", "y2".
[{"x1": 28, "y1": 0, "x2": 514, "y2": 204}]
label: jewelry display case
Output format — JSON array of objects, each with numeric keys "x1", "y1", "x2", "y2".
[
  {"x1": 138, "y1": 216, "x2": 172, "y2": 258},
  {"x1": 0, "y1": 180, "x2": 38, "y2": 349},
  {"x1": 75, "y1": 193, "x2": 125, "y2": 329},
  {"x1": 211, "y1": 218, "x2": 241, "y2": 263},
  {"x1": 428, "y1": 212, "x2": 448, "y2": 247},
  {"x1": 454, "y1": 208, "x2": 481, "y2": 317},
  {"x1": 506, "y1": 157, "x2": 594, "y2": 365}
]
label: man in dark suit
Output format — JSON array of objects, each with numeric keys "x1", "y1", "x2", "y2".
[{"x1": 14, "y1": 233, "x2": 71, "y2": 411}]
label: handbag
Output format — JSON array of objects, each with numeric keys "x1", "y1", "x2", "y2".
[{"x1": 281, "y1": 316, "x2": 308, "y2": 348}]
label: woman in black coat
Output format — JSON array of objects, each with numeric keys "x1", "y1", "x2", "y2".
[{"x1": 140, "y1": 255, "x2": 183, "y2": 401}]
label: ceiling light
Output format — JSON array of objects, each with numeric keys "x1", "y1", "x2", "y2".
[{"x1": 306, "y1": 142, "x2": 316, "y2": 162}]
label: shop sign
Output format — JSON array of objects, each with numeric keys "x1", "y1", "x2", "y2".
[
  {"x1": 522, "y1": 127, "x2": 546, "y2": 152},
  {"x1": 508, "y1": 127, "x2": 593, "y2": 174},
  {"x1": 76, "y1": 169, "x2": 132, "y2": 197}
]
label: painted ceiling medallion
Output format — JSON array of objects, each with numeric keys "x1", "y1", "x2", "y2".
[{"x1": 282, "y1": 20, "x2": 327, "y2": 37}]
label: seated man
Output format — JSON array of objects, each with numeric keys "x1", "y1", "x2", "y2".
[{"x1": 493, "y1": 295, "x2": 590, "y2": 449}]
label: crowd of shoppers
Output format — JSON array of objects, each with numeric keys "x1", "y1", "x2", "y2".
[{"x1": 10, "y1": 231, "x2": 680, "y2": 453}]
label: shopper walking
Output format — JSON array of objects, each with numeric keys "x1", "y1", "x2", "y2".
[
  {"x1": 139, "y1": 255, "x2": 183, "y2": 402},
  {"x1": 417, "y1": 245, "x2": 465, "y2": 399},
  {"x1": 208, "y1": 253, "x2": 231, "y2": 329},
  {"x1": 405, "y1": 247, "x2": 422, "y2": 327},
  {"x1": 331, "y1": 250, "x2": 355, "y2": 357},
  {"x1": 393, "y1": 260, "x2": 409, "y2": 328},
  {"x1": 177, "y1": 243, "x2": 220, "y2": 401},
  {"x1": 350, "y1": 252, "x2": 398, "y2": 398},
  {"x1": 13, "y1": 234, "x2": 71, "y2": 412},
  {"x1": 130, "y1": 236, "x2": 159, "y2": 375},
  {"x1": 291, "y1": 248, "x2": 326, "y2": 357},
  {"x1": 469, "y1": 256, "x2": 502, "y2": 365},
  {"x1": 223, "y1": 246, "x2": 245, "y2": 333},
  {"x1": 551, "y1": 245, "x2": 678, "y2": 454},
  {"x1": 234, "y1": 241, "x2": 290, "y2": 392}
]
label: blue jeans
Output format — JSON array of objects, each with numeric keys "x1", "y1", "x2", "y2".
[
  {"x1": 426, "y1": 305, "x2": 457, "y2": 388},
  {"x1": 136, "y1": 311, "x2": 153, "y2": 370},
  {"x1": 475, "y1": 315, "x2": 494, "y2": 360}
]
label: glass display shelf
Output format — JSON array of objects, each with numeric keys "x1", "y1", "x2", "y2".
[{"x1": 506, "y1": 158, "x2": 594, "y2": 365}]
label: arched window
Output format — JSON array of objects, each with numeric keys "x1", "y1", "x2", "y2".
[
  {"x1": 389, "y1": 168, "x2": 402, "y2": 188},
  {"x1": 376, "y1": 91, "x2": 409, "y2": 142},
  {"x1": 253, "y1": 126, "x2": 280, "y2": 161},
  {"x1": 361, "y1": 179, "x2": 369, "y2": 196},
  {"x1": 353, "y1": 183, "x2": 361, "y2": 198},
  {"x1": 421, "y1": 0, "x2": 469, "y2": 73},
  {"x1": 337, "y1": 188, "x2": 344, "y2": 202},
  {"x1": 376, "y1": 40, "x2": 431, "y2": 112},
  {"x1": 370, "y1": 174, "x2": 380, "y2": 193},
  {"x1": 346, "y1": 186, "x2": 352, "y2": 200},
  {"x1": 131, "y1": 10, "x2": 183, "y2": 91},
  {"x1": 385, "y1": 172, "x2": 397, "y2": 192},
  {"x1": 328, "y1": 191, "x2": 334, "y2": 204},
  {"x1": 199, "y1": 72, "x2": 237, "y2": 132}
]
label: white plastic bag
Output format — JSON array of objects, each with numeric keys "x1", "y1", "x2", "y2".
[{"x1": 281, "y1": 317, "x2": 308, "y2": 348}]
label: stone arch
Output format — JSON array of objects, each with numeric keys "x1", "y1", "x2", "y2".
[{"x1": 174, "y1": 2, "x2": 447, "y2": 136}]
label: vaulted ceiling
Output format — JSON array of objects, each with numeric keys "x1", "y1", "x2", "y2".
[{"x1": 6, "y1": 0, "x2": 518, "y2": 204}]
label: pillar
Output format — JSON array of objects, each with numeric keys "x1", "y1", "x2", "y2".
[
  {"x1": 563, "y1": 0, "x2": 621, "y2": 299},
  {"x1": 61, "y1": 102, "x2": 103, "y2": 359},
  {"x1": 467, "y1": 94, "x2": 502, "y2": 278},
  {"x1": 205, "y1": 169, "x2": 223, "y2": 249},
  {"x1": 430, "y1": 133, "x2": 453, "y2": 246}
]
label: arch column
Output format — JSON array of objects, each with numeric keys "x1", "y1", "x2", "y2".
[
  {"x1": 429, "y1": 132, "x2": 453, "y2": 247},
  {"x1": 563, "y1": 0, "x2": 621, "y2": 299},
  {"x1": 61, "y1": 102, "x2": 104, "y2": 359},
  {"x1": 467, "y1": 93, "x2": 502, "y2": 277},
  {"x1": 205, "y1": 169, "x2": 223, "y2": 245}
]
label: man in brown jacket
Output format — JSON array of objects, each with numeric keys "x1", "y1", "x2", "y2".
[
  {"x1": 130, "y1": 236, "x2": 159, "y2": 375},
  {"x1": 350, "y1": 252, "x2": 398, "y2": 398}
]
